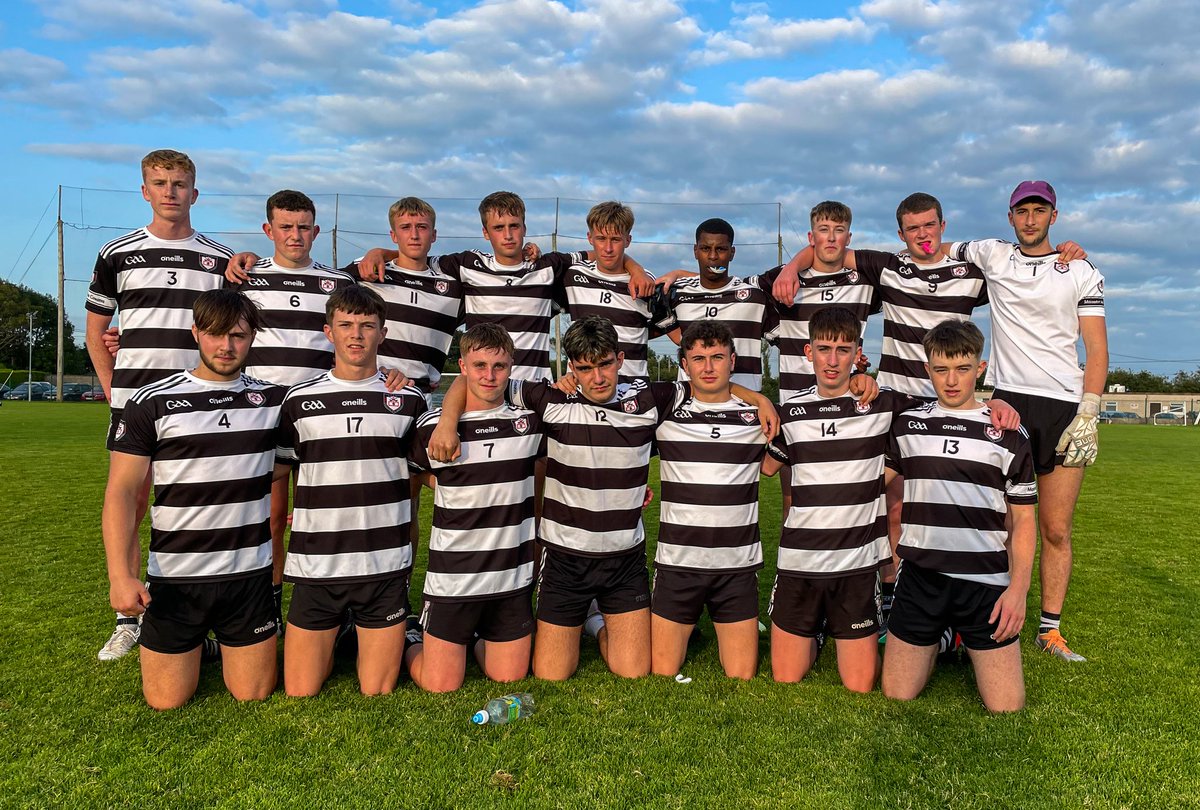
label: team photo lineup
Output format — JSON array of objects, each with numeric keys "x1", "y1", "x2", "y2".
[{"x1": 89, "y1": 148, "x2": 1107, "y2": 714}]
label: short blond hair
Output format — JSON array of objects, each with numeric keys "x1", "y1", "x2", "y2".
[
  {"x1": 141, "y1": 149, "x2": 196, "y2": 182},
  {"x1": 388, "y1": 197, "x2": 437, "y2": 230},
  {"x1": 587, "y1": 201, "x2": 634, "y2": 236}
]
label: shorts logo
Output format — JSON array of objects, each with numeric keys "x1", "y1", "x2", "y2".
[
  {"x1": 514, "y1": 416, "x2": 530, "y2": 434},
  {"x1": 985, "y1": 425, "x2": 1003, "y2": 442},
  {"x1": 386, "y1": 609, "x2": 405, "y2": 621},
  {"x1": 850, "y1": 618, "x2": 875, "y2": 630},
  {"x1": 114, "y1": 420, "x2": 127, "y2": 441},
  {"x1": 735, "y1": 288, "x2": 750, "y2": 301},
  {"x1": 254, "y1": 620, "x2": 277, "y2": 634},
  {"x1": 952, "y1": 266, "x2": 968, "y2": 277},
  {"x1": 200, "y1": 256, "x2": 216, "y2": 271},
  {"x1": 385, "y1": 395, "x2": 402, "y2": 413},
  {"x1": 320, "y1": 278, "x2": 336, "y2": 293},
  {"x1": 1054, "y1": 261, "x2": 1069, "y2": 274},
  {"x1": 246, "y1": 391, "x2": 264, "y2": 407},
  {"x1": 740, "y1": 411, "x2": 756, "y2": 424},
  {"x1": 622, "y1": 399, "x2": 638, "y2": 414},
  {"x1": 848, "y1": 271, "x2": 859, "y2": 283},
  {"x1": 855, "y1": 400, "x2": 872, "y2": 414},
  {"x1": 435, "y1": 281, "x2": 448, "y2": 295}
]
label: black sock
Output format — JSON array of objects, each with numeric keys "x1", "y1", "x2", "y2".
[{"x1": 1039, "y1": 611, "x2": 1061, "y2": 635}]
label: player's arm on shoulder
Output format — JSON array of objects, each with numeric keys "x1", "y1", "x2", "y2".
[
  {"x1": 731, "y1": 383, "x2": 779, "y2": 440},
  {"x1": 429, "y1": 376, "x2": 467, "y2": 463},
  {"x1": 102, "y1": 451, "x2": 153, "y2": 615},
  {"x1": 655, "y1": 268, "x2": 698, "y2": 291},
  {"x1": 848, "y1": 372, "x2": 880, "y2": 405},
  {"x1": 552, "y1": 371, "x2": 578, "y2": 394},
  {"x1": 379, "y1": 366, "x2": 411, "y2": 392},
  {"x1": 226, "y1": 252, "x2": 261, "y2": 284},
  {"x1": 1054, "y1": 241, "x2": 1087, "y2": 262},
  {"x1": 990, "y1": 503, "x2": 1036, "y2": 642},
  {"x1": 357, "y1": 248, "x2": 399, "y2": 282},
  {"x1": 622, "y1": 254, "x2": 655, "y2": 298},
  {"x1": 987, "y1": 398, "x2": 1021, "y2": 431},
  {"x1": 85, "y1": 311, "x2": 117, "y2": 397}
]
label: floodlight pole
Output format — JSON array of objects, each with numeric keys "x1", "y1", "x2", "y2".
[
  {"x1": 331, "y1": 193, "x2": 340, "y2": 271},
  {"x1": 56, "y1": 184, "x2": 65, "y2": 401},
  {"x1": 553, "y1": 197, "x2": 561, "y2": 379},
  {"x1": 27, "y1": 311, "x2": 35, "y2": 401}
]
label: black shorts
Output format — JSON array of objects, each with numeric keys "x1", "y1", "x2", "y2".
[
  {"x1": 888, "y1": 562, "x2": 1015, "y2": 651},
  {"x1": 991, "y1": 389, "x2": 1076, "y2": 474},
  {"x1": 419, "y1": 589, "x2": 534, "y2": 646},
  {"x1": 106, "y1": 408, "x2": 124, "y2": 450},
  {"x1": 768, "y1": 571, "x2": 879, "y2": 640},
  {"x1": 287, "y1": 575, "x2": 411, "y2": 631},
  {"x1": 140, "y1": 570, "x2": 277, "y2": 654},
  {"x1": 651, "y1": 568, "x2": 760, "y2": 625},
  {"x1": 536, "y1": 545, "x2": 651, "y2": 627}
]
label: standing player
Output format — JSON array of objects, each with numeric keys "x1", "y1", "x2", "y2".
[
  {"x1": 230, "y1": 190, "x2": 356, "y2": 627},
  {"x1": 651, "y1": 321, "x2": 772, "y2": 680},
  {"x1": 556, "y1": 201, "x2": 668, "y2": 379},
  {"x1": 429, "y1": 316, "x2": 778, "y2": 681},
  {"x1": 405, "y1": 324, "x2": 542, "y2": 692},
  {"x1": 657, "y1": 218, "x2": 777, "y2": 390},
  {"x1": 882, "y1": 320, "x2": 1037, "y2": 712},
  {"x1": 86, "y1": 149, "x2": 232, "y2": 661},
  {"x1": 102, "y1": 289, "x2": 280, "y2": 709},
  {"x1": 948, "y1": 181, "x2": 1107, "y2": 662},
  {"x1": 359, "y1": 192, "x2": 655, "y2": 382},
  {"x1": 275, "y1": 286, "x2": 426, "y2": 696}
]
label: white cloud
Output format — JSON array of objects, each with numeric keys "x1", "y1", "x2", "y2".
[{"x1": 693, "y1": 12, "x2": 874, "y2": 66}]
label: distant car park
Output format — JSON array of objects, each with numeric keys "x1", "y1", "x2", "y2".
[
  {"x1": 1152, "y1": 412, "x2": 1184, "y2": 424},
  {"x1": 43, "y1": 383, "x2": 93, "y2": 401},
  {"x1": 81, "y1": 386, "x2": 107, "y2": 402},
  {"x1": 1099, "y1": 410, "x2": 1140, "y2": 424},
  {"x1": 4, "y1": 382, "x2": 52, "y2": 401}
]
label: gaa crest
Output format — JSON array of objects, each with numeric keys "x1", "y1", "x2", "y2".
[
  {"x1": 985, "y1": 425, "x2": 1003, "y2": 442},
  {"x1": 200, "y1": 256, "x2": 216, "y2": 271},
  {"x1": 385, "y1": 395, "x2": 402, "y2": 413},
  {"x1": 320, "y1": 278, "x2": 336, "y2": 293},
  {"x1": 735, "y1": 288, "x2": 750, "y2": 301},
  {"x1": 623, "y1": 399, "x2": 638, "y2": 414},
  {"x1": 435, "y1": 281, "x2": 448, "y2": 295},
  {"x1": 246, "y1": 391, "x2": 265, "y2": 407},
  {"x1": 514, "y1": 416, "x2": 529, "y2": 434}
]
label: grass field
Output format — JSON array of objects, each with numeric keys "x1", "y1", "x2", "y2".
[{"x1": 2, "y1": 402, "x2": 1198, "y2": 809}]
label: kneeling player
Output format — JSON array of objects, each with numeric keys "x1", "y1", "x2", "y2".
[
  {"x1": 103, "y1": 289, "x2": 281, "y2": 709},
  {"x1": 881, "y1": 320, "x2": 1036, "y2": 712},
  {"x1": 405, "y1": 324, "x2": 541, "y2": 692},
  {"x1": 275, "y1": 286, "x2": 427, "y2": 696},
  {"x1": 651, "y1": 321, "x2": 773, "y2": 680}
]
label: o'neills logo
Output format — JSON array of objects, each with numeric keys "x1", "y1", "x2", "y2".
[
  {"x1": 320, "y1": 278, "x2": 336, "y2": 293},
  {"x1": 514, "y1": 416, "x2": 530, "y2": 434},
  {"x1": 200, "y1": 256, "x2": 216, "y2": 270},
  {"x1": 623, "y1": 399, "x2": 638, "y2": 413},
  {"x1": 385, "y1": 395, "x2": 402, "y2": 413},
  {"x1": 246, "y1": 391, "x2": 265, "y2": 407}
]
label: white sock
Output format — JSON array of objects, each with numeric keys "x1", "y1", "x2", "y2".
[{"x1": 584, "y1": 612, "x2": 605, "y2": 639}]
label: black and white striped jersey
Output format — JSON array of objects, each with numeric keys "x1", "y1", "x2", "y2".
[
  {"x1": 556, "y1": 259, "x2": 666, "y2": 379},
  {"x1": 654, "y1": 395, "x2": 768, "y2": 573},
  {"x1": 111, "y1": 371, "x2": 284, "y2": 583},
  {"x1": 435, "y1": 250, "x2": 582, "y2": 381},
  {"x1": 361, "y1": 259, "x2": 464, "y2": 395},
  {"x1": 85, "y1": 229, "x2": 231, "y2": 409},
  {"x1": 409, "y1": 404, "x2": 543, "y2": 600},
  {"x1": 887, "y1": 402, "x2": 1037, "y2": 588},
  {"x1": 767, "y1": 387, "x2": 921, "y2": 578},
  {"x1": 508, "y1": 378, "x2": 689, "y2": 557},
  {"x1": 950, "y1": 240, "x2": 1106, "y2": 402},
  {"x1": 659, "y1": 275, "x2": 778, "y2": 390},
  {"x1": 853, "y1": 249, "x2": 988, "y2": 398},
  {"x1": 751, "y1": 264, "x2": 880, "y2": 400},
  {"x1": 238, "y1": 257, "x2": 357, "y2": 386},
  {"x1": 276, "y1": 372, "x2": 427, "y2": 584}
]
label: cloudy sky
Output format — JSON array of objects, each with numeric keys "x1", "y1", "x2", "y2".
[{"x1": 2, "y1": 0, "x2": 1197, "y2": 373}]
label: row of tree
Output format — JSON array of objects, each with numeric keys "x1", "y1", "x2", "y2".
[{"x1": 0, "y1": 281, "x2": 88, "y2": 376}]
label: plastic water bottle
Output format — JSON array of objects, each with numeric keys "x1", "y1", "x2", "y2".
[{"x1": 471, "y1": 693, "x2": 535, "y2": 725}]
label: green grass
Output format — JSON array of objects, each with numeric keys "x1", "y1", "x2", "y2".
[{"x1": 2, "y1": 403, "x2": 1198, "y2": 808}]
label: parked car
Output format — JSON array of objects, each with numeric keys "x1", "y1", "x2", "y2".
[
  {"x1": 81, "y1": 386, "x2": 107, "y2": 402},
  {"x1": 43, "y1": 382, "x2": 93, "y2": 401},
  {"x1": 1099, "y1": 410, "x2": 1139, "y2": 424},
  {"x1": 4, "y1": 382, "x2": 52, "y2": 400},
  {"x1": 1152, "y1": 412, "x2": 1182, "y2": 424}
]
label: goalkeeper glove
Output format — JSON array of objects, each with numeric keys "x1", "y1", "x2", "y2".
[{"x1": 1055, "y1": 393, "x2": 1100, "y2": 467}]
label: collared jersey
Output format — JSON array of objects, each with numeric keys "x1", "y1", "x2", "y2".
[{"x1": 951, "y1": 240, "x2": 1104, "y2": 402}]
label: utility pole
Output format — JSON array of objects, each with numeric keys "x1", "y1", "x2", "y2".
[
  {"x1": 27, "y1": 311, "x2": 35, "y2": 401},
  {"x1": 56, "y1": 184, "x2": 65, "y2": 401}
]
